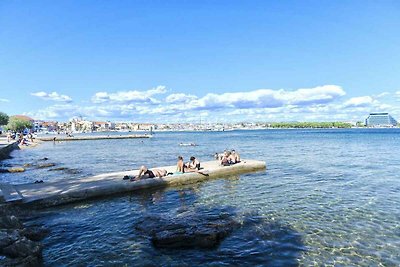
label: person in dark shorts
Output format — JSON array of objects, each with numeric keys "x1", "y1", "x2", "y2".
[{"x1": 132, "y1": 165, "x2": 167, "y2": 181}]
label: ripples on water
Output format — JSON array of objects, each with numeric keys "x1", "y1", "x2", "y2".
[{"x1": 1, "y1": 129, "x2": 400, "y2": 266}]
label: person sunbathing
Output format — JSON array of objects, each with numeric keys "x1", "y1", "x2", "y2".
[{"x1": 132, "y1": 165, "x2": 167, "y2": 181}]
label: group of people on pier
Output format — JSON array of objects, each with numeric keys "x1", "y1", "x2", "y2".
[
  {"x1": 130, "y1": 155, "x2": 202, "y2": 181},
  {"x1": 215, "y1": 149, "x2": 241, "y2": 166},
  {"x1": 129, "y1": 149, "x2": 240, "y2": 181}
]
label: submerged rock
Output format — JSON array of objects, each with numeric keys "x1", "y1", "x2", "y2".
[
  {"x1": 36, "y1": 163, "x2": 56, "y2": 169},
  {"x1": 7, "y1": 167, "x2": 25, "y2": 173},
  {"x1": 136, "y1": 208, "x2": 241, "y2": 249},
  {"x1": 21, "y1": 226, "x2": 50, "y2": 242},
  {"x1": 48, "y1": 167, "x2": 68, "y2": 171},
  {"x1": 0, "y1": 167, "x2": 25, "y2": 173}
]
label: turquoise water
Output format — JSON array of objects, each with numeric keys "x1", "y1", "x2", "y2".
[{"x1": 1, "y1": 129, "x2": 400, "y2": 266}]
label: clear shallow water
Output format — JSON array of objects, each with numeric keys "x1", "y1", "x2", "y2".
[{"x1": 1, "y1": 129, "x2": 400, "y2": 266}]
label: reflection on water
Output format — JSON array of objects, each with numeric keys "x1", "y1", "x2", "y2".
[{"x1": 2, "y1": 129, "x2": 400, "y2": 265}]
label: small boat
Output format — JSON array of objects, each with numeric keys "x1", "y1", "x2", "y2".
[{"x1": 179, "y1": 143, "x2": 197, "y2": 146}]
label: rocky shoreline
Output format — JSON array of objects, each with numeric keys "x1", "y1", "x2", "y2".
[
  {"x1": 0, "y1": 205, "x2": 49, "y2": 266},
  {"x1": 0, "y1": 142, "x2": 49, "y2": 266}
]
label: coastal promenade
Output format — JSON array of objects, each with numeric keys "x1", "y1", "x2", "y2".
[
  {"x1": 37, "y1": 134, "x2": 152, "y2": 141},
  {"x1": 0, "y1": 160, "x2": 266, "y2": 207}
]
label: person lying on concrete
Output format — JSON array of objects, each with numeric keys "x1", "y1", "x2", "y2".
[
  {"x1": 185, "y1": 156, "x2": 201, "y2": 172},
  {"x1": 132, "y1": 165, "x2": 167, "y2": 181}
]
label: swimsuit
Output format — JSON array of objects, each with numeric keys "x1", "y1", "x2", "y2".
[{"x1": 145, "y1": 170, "x2": 155, "y2": 178}]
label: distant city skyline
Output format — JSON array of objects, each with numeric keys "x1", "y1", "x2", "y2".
[{"x1": 1, "y1": 1, "x2": 400, "y2": 123}]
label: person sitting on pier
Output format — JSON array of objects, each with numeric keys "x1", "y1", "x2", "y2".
[
  {"x1": 185, "y1": 156, "x2": 201, "y2": 172},
  {"x1": 220, "y1": 151, "x2": 231, "y2": 166},
  {"x1": 220, "y1": 150, "x2": 240, "y2": 166},
  {"x1": 230, "y1": 149, "x2": 240, "y2": 163},
  {"x1": 176, "y1": 156, "x2": 185, "y2": 174},
  {"x1": 132, "y1": 165, "x2": 167, "y2": 181}
]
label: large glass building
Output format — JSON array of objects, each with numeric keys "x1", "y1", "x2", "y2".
[{"x1": 365, "y1": 113, "x2": 398, "y2": 127}]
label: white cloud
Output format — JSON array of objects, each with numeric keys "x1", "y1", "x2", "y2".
[
  {"x1": 166, "y1": 93, "x2": 198, "y2": 103},
  {"x1": 188, "y1": 85, "x2": 345, "y2": 110},
  {"x1": 92, "y1": 85, "x2": 167, "y2": 104},
  {"x1": 25, "y1": 104, "x2": 78, "y2": 120},
  {"x1": 31, "y1": 91, "x2": 72, "y2": 102},
  {"x1": 26, "y1": 85, "x2": 400, "y2": 123},
  {"x1": 0, "y1": 98, "x2": 9, "y2": 102},
  {"x1": 343, "y1": 96, "x2": 374, "y2": 108},
  {"x1": 375, "y1": 92, "x2": 389, "y2": 98}
]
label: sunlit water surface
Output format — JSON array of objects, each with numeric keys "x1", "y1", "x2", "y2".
[{"x1": 1, "y1": 129, "x2": 400, "y2": 266}]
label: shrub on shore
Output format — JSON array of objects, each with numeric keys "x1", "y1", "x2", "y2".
[{"x1": 0, "y1": 112, "x2": 9, "y2": 126}]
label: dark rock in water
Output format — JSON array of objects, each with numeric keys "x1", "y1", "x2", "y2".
[
  {"x1": 1, "y1": 254, "x2": 43, "y2": 267},
  {"x1": 2, "y1": 236, "x2": 42, "y2": 258},
  {"x1": 136, "y1": 209, "x2": 241, "y2": 249},
  {"x1": 21, "y1": 227, "x2": 50, "y2": 241},
  {"x1": 48, "y1": 167, "x2": 68, "y2": 171},
  {"x1": 36, "y1": 163, "x2": 56, "y2": 169},
  {"x1": 0, "y1": 215, "x2": 23, "y2": 229},
  {"x1": 39, "y1": 157, "x2": 49, "y2": 161},
  {"x1": 64, "y1": 168, "x2": 81, "y2": 174},
  {"x1": 47, "y1": 167, "x2": 81, "y2": 174},
  {"x1": 0, "y1": 230, "x2": 19, "y2": 249}
]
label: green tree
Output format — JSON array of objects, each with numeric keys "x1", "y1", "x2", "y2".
[
  {"x1": 0, "y1": 112, "x2": 9, "y2": 126},
  {"x1": 6, "y1": 117, "x2": 33, "y2": 132}
]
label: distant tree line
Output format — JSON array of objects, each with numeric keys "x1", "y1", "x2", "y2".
[{"x1": 265, "y1": 122, "x2": 353, "y2": 128}]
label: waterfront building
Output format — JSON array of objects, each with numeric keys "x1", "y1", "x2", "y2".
[{"x1": 365, "y1": 113, "x2": 398, "y2": 127}]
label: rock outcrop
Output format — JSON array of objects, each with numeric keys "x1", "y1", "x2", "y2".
[
  {"x1": 0, "y1": 209, "x2": 49, "y2": 266},
  {"x1": 135, "y1": 208, "x2": 241, "y2": 249}
]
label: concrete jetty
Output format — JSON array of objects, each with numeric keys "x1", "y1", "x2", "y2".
[
  {"x1": 0, "y1": 160, "x2": 266, "y2": 207},
  {"x1": 37, "y1": 134, "x2": 152, "y2": 142},
  {"x1": 0, "y1": 139, "x2": 19, "y2": 161}
]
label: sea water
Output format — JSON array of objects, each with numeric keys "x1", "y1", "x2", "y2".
[{"x1": 1, "y1": 129, "x2": 400, "y2": 266}]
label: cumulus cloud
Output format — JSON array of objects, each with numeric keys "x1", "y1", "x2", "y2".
[
  {"x1": 26, "y1": 84, "x2": 400, "y2": 123},
  {"x1": 166, "y1": 93, "x2": 198, "y2": 103},
  {"x1": 31, "y1": 92, "x2": 72, "y2": 102},
  {"x1": 31, "y1": 91, "x2": 72, "y2": 102},
  {"x1": 343, "y1": 96, "x2": 374, "y2": 108},
  {"x1": 188, "y1": 85, "x2": 345, "y2": 111},
  {"x1": 92, "y1": 85, "x2": 167, "y2": 104}
]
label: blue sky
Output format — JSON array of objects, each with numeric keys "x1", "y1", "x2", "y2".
[{"x1": 1, "y1": 0, "x2": 400, "y2": 123}]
